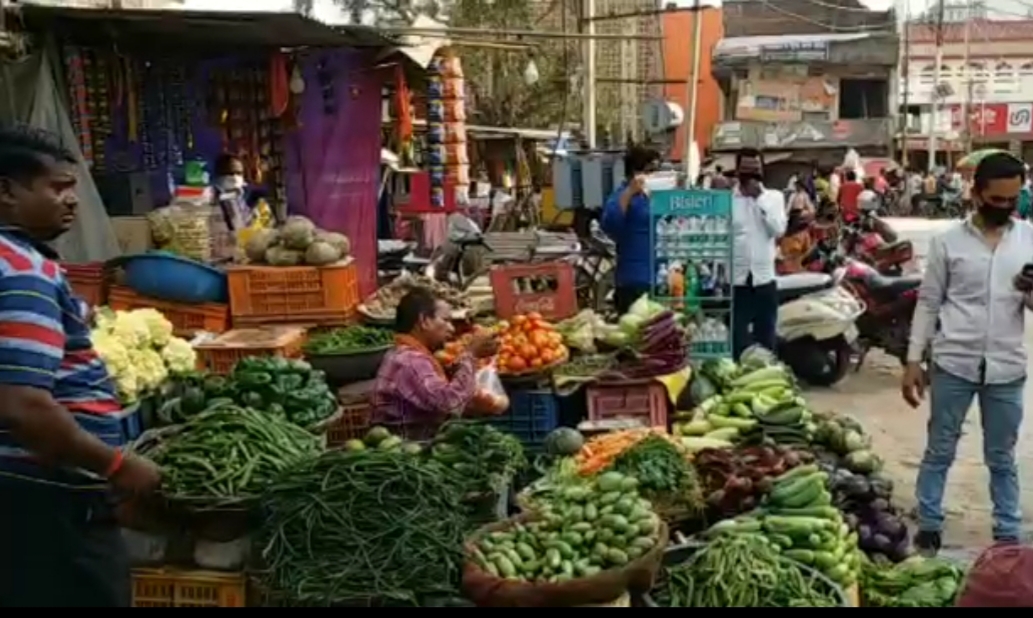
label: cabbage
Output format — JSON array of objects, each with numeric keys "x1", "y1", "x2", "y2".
[
  {"x1": 619, "y1": 313, "x2": 647, "y2": 334},
  {"x1": 627, "y1": 294, "x2": 666, "y2": 320}
]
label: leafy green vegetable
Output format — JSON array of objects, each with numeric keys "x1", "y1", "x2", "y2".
[{"x1": 304, "y1": 325, "x2": 393, "y2": 355}]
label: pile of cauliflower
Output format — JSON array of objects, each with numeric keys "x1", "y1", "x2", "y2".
[{"x1": 91, "y1": 308, "x2": 198, "y2": 404}]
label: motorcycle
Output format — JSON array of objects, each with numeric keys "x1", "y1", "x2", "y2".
[
  {"x1": 841, "y1": 213, "x2": 915, "y2": 276},
  {"x1": 775, "y1": 271, "x2": 865, "y2": 387},
  {"x1": 834, "y1": 257, "x2": 923, "y2": 368}
]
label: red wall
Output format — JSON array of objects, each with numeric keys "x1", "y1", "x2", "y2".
[{"x1": 662, "y1": 8, "x2": 724, "y2": 159}]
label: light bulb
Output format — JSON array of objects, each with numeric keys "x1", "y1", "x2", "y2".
[
  {"x1": 524, "y1": 59, "x2": 539, "y2": 86},
  {"x1": 289, "y1": 66, "x2": 306, "y2": 94}
]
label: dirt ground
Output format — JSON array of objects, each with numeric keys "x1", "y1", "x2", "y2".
[{"x1": 804, "y1": 345, "x2": 1033, "y2": 554}]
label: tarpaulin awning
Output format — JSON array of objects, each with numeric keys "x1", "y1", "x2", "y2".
[{"x1": 6, "y1": 5, "x2": 399, "y2": 50}]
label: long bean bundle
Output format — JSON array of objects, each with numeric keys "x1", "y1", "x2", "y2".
[
  {"x1": 652, "y1": 535, "x2": 842, "y2": 607},
  {"x1": 145, "y1": 404, "x2": 321, "y2": 499},
  {"x1": 257, "y1": 449, "x2": 468, "y2": 606}
]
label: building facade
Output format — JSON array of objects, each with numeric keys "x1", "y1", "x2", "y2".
[
  {"x1": 9, "y1": 0, "x2": 183, "y2": 8},
  {"x1": 901, "y1": 18, "x2": 1033, "y2": 163},
  {"x1": 709, "y1": 0, "x2": 897, "y2": 183},
  {"x1": 661, "y1": 7, "x2": 723, "y2": 158}
]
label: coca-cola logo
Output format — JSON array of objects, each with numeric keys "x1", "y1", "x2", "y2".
[
  {"x1": 514, "y1": 296, "x2": 557, "y2": 315},
  {"x1": 1010, "y1": 108, "x2": 1031, "y2": 127}
]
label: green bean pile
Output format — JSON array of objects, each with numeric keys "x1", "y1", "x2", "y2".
[
  {"x1": 257, "y1": 449, "x2": 468, "y2": 607},
  {"x1": 430, "y1": 421, "x2": 526, "y2": 495},
  {"x1": 146, "y1": 403, "x2": 321, "y2": 499},
  {"x1": 652, "y1": 535, "x2": 842, "y2": 607},
  {"x1": 303, "y1": 325, "x2": 393, "y2": 355}
]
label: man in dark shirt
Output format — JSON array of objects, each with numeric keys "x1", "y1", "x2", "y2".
[{"x1": 0, "y1": 125, "x2": 161, "y2": 607}]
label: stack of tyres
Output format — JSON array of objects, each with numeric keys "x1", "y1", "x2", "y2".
[{"x1": 426, "y1": 52, "x2": 469, "y2": 205}]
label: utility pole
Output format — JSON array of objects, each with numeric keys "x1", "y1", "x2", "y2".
[
  {"x1": 583, "y1": 0, "x2": 597, "y2": 148},
  {"x1": 962, "y1": 0, "x2": 973, "y2": 152},
  {"x1": 900, "y1": 0, "x2": 911, "y2": 168},
  {"x1": 927, "y1": 0, "x2": 946, "y2": 172},
  {"x1": 683, "y1": 0, "x2": 703, "y2": 185}
]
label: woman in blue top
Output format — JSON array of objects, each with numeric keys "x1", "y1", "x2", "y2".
[{"x1": 601, "y1": 146, "x2": 661, "y2": 313}]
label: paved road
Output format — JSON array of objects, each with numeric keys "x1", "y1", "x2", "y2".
[{"x1": 806, "y1": 216, "x2": 1032, "y2": 554}]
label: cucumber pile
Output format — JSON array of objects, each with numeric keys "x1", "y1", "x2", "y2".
[
  {"x1": 469, "y1": 471, "x2": 661, "y2": 583},
  {"x1": 675, "y1": 363, "x2": 815, "y2": 450},
  {"x1": 705, "y1": 464, "x2": 862, "y2": 588}
]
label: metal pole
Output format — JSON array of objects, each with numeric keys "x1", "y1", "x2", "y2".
[
  {"x1": 684, "y1": 0, "x2": 703, "y2": 184},
  {"x1": 962, "y1": 0, "x2": 972, "y2": 153},
  {"x1": 900, "y1": 0, "x2": 911, "y2": 168},
  {"x1": 583, "y1": 0, "x2": 597, "y2": 148},
  {"x1": 927, "y1": 0, "x2": 945, "y2": 172}
]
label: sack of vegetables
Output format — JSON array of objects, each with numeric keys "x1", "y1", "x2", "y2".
[{"x1": 462, "y1": 471, "x2": 669, "y2": 607}]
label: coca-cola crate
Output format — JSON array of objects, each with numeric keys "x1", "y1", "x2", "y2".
[
  {"x1": 489, "y1": 261, "x2": 576, "y2": 321},
  {"x1": 586, "y1": 379, "x2": 669, "y2": 429}
]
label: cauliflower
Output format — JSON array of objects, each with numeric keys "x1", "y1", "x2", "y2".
[
  {"x1": 160, "y1": 337, "x2": 197, "y2": 374},
  {"x1": 115, "y1": 370, "x2": 140, "y2": 404},
  {"x1": 134, "y1": 308, "x2": 174, "y2": 348},
  {"x1": 91, "y1": 330, "x2": 131, "y2": 374},
  {"x1": 129, "y1": 348, "x2": 168, "y2": 392},
  {"x1": 111, "y1": 311, "x2": 151, "y2": 349}
]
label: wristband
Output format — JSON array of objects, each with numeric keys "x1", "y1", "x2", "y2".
[{"x1": 105, "y1": 450, "x2": 125, "y2": 479}]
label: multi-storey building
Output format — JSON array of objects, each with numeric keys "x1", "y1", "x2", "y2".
[
  {"x1": 530, "y1": 0, "x2": 664, "y2": 143},
  {"x1": 708, "y1": 0, "x2": 898, "y2": 184},
  {"x1": 9, "y1": 0, "x2": 184, "y2": 8},
  {"x1": 901, "y1": 17, "x2": 1033, "y2": 163}
]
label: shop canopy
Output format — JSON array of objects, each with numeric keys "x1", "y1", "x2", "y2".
[{"x1": 6, "y1": 4, "x2": 399, "y2": 51}]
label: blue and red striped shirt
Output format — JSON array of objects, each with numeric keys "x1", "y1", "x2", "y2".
[{"x1": 0, "y1": 230, "x2": 126, "y2": 487}]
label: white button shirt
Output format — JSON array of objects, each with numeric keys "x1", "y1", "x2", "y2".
[{"x1": 732, "y1": 186, "x2": 787, "y2": 287}]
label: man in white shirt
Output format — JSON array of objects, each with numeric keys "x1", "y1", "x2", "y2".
[{"x1": 731, "y1": 148, "x2": 788, "y2": 358}]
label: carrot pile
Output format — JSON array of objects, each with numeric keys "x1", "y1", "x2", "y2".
[{"x1": 574, "y1": 428, "x2": 681, "y2": 475}]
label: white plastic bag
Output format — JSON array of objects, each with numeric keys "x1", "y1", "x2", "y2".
[{"x1": 466, "y1": 363, "x2": 510, "y2": 417}]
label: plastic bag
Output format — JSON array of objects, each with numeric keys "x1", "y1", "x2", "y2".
[{"x1": 466, "y1": 364, "x2": 510, "y2": 417}]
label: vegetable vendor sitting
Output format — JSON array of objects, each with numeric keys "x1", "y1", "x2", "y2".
[{"x1": 371, "y1": 289, "x2": 499, "y2": 440}]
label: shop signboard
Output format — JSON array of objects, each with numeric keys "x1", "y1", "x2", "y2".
[
  {"x1": 760, "y1": 41, "x2": 829, "y2": 63},
  {"x1": 649, "y1": 189, "x2": 734, "y2": 359}
]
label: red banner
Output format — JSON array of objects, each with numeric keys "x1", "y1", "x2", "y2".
[{"x1": 950, "y1": 103, "x2": 1009, "y2": 136}]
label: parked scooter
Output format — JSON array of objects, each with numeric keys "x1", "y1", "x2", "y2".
[
  {"x1": 775, "y1": 271, "x2": 865, "y2": 387},
  {"x1": 834, "y1": 257, "x2": 923, "y2": 368},
  {"x1": 841, "y1": 211, "x2": 915, "y2": 276}
]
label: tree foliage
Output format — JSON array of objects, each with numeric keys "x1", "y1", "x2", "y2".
[{"x1": 295, "y1": 0, "x2": 580, "y2": 130}]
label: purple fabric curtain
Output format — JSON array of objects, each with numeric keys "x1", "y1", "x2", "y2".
[{"x1": 285, "y1": 49, "x2": 382, "y2": 297}]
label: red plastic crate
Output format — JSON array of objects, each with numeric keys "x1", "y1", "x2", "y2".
[
  {"x1": 107, "y1": 286, "x2": 230, "y2": 337},
  {"x1": 195, "y1": 326, "x2": 307, "y2": 375},
  {"x1": 62, "y1": 261, "x2": 109, "y2": 307},
  {"x1": 489, "y1": 261, "x2": 577, "y2": 321},
  {"x1": 586, "y1": 379, "x2": 669, "y2": 429},
  {"x1": 227, "y1": 261, "x2": 360, "y2": 325}
]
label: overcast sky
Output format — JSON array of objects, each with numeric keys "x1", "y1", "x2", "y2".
[{"x1": 182, "y1": 0, "x2": 1033, "y2": 25}]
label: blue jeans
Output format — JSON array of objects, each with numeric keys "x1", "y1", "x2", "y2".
[{"x1": 915, "y1": 364, "x2": 1024, "y2": 539}]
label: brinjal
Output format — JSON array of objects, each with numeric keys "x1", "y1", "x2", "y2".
[
  {"x1": 842, "y1": 476, "x2": 872, "y2": 499},
  {"x1": 857, "y1": 523, "x2": 874, "y2": 546},
  {"x1": 870, "y1": 497, "x2": 890, "y2": 512},
  {"x1": 875, "y1": 512, "x2": 906, "y2": 541},
  {"x1": 872, "y1": 533, "x2": 894, "y2": 554},
  {"x1": 844, "y1": 513, "x2": 860, "y2": 530}
]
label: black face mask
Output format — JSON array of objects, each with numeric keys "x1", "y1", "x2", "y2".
[{"x1": 978, "y1": 204, "x2": 1015, "y2": 227}]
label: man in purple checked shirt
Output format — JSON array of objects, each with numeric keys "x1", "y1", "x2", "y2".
[{"x1": 371, "y1": 289, "x2": 499, "y2": 440}]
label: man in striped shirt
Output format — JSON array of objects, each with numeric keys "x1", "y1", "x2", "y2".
[{"x1": 0, "y1": 125, "x2": 161, "y2": 607}]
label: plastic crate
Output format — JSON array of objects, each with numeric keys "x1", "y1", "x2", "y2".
[
  {"x1": 131, "y1": 568, "x2": 247, "y2": 607},
  {"x1": 485, "y1": 389, "x2": 559, "y2": 452},
  {"x1": 586, "y1": 379, "x2": 668, "y2": 429},
  {"x1": 107, "y1": 286, "x2": 230, "y2": 337},
  {"x1": 489, "y1": 261, "x2": 577, "y2": 321},
  {"x1": 63, "y1": 261, "x2": 108, "y2": 307},
  {"x1": 326, "y1": 401, "x2": 372, "y2": 448},
  {"x1": 195, "y1": 326, "x2": 307, "y2": 375},
  {"x1": 227, "y1": 261, "x2": 360, "y2": 325}
]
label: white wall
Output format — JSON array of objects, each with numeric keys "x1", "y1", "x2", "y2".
[{"x1": 900, "y1": 59, "x2": 1033, "y2": 106}]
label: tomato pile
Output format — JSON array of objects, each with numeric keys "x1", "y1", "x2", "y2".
[{"x1": 497, "y1": 312, "x2": 568, "y2": 375}]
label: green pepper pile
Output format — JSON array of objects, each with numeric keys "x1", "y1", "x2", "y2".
[
  {"x1": 303, "y1": 325, "x2": 393, "y2": 355},
  {"x1": 157, "y1": 357, "x2": 338, "y2": 429}
]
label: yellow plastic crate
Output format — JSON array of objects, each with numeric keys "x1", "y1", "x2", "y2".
[{"x1": 132, "y1": 568, "x2": 247, "y2": 607}]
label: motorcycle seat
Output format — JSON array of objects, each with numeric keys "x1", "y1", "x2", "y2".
[
  {"x1": 867, "y1": 272, "x2": 922, "y2": 297},
  {"x1": 775, "y1": 272, "x2": 835, "y2": 304}
]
